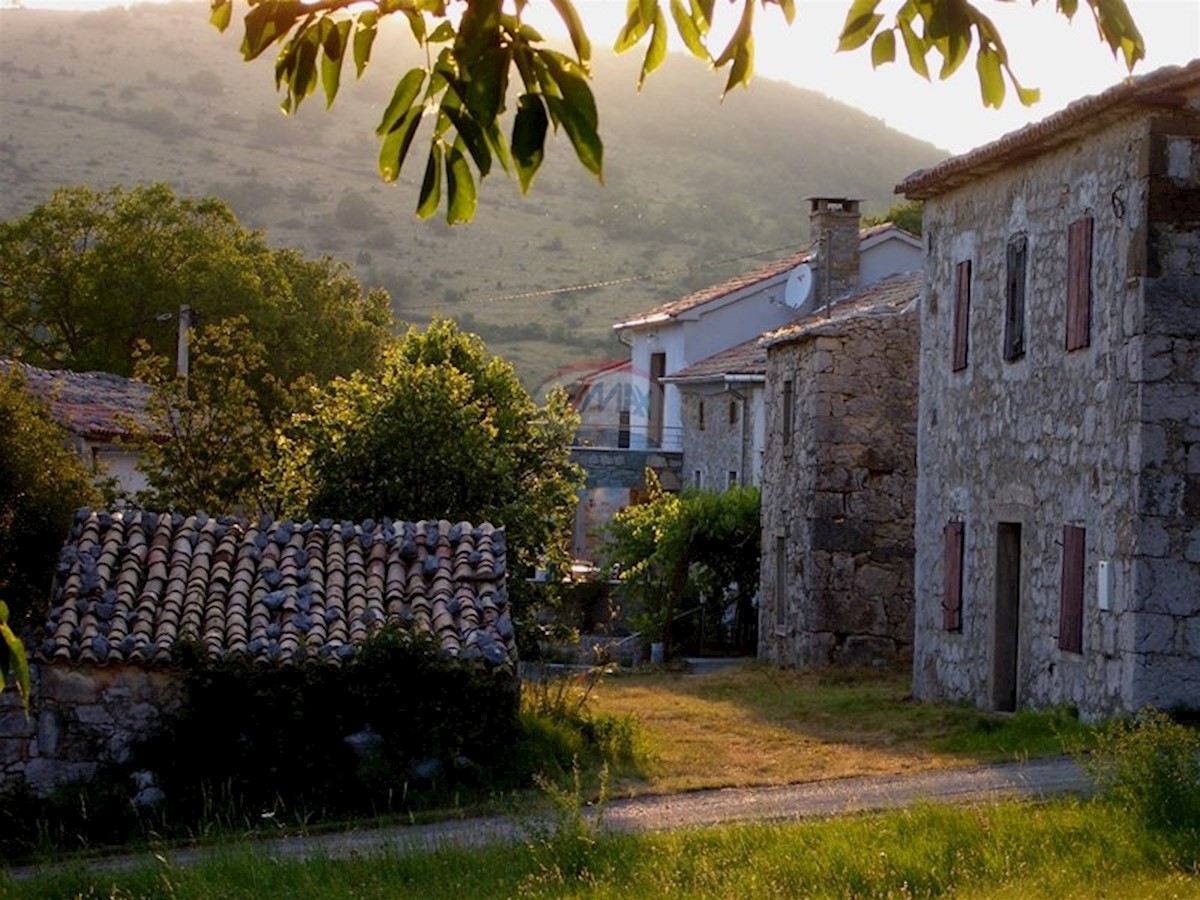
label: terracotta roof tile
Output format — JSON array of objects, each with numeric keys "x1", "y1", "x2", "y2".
[
  {"x1": 898, "y1": 59, "x2": 1200, "y2": 200},
  {"x1": 662, "y1": 337, "x2": 767, "y2": 383},
  {"x1": 1, "y1": 359, "x2": 154, "y2": 440},
  {"x1": 42, "y1": 509, "x2": 516, "y2": 673}
]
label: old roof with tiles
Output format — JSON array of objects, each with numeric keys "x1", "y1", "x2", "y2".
[
  {"x1": 898, "y1": 59, "x2": 1200, "y2": 200},
  {"x1": 612, "y1": 224, "x2": 912, "y2": 331},
  {"x1": 661, "y1": 337, "x2": 767, "y2": 383},
  {"x1": 40, "y1": 509, "x2": 516, "y2": 674},
  {"x1": 0, "y1": 359, "x2": 153, "y2": 441}
]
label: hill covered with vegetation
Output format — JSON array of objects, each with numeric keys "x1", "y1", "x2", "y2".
[{"x1": 0, "y1": 2, "x2": 945, "y2": 386}]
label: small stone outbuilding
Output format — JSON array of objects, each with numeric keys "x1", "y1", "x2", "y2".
[
  {"x1": 1, "y1": 508, "x2": 514, "y2": 795},
  {"x1": 757, "y1": 272, "x2": 921, "y2": 666},
  {"x1": 899, "y1": 60, "x2": 1200, "y2": 719}
]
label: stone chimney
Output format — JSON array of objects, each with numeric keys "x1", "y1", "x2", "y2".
[{"x1": 809, "y1": 197, "x2": 861, "y2": 306}]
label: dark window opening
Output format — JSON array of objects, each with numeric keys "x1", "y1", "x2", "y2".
[
  {"x1": 1004, "y1": 236, "x2": 1027, "y2": 361},
  {"x1": 698, "y1": 400, "x2": 706, "y2": 431},
  {"x1": 782, "y1": 379, "x2": 793, "y2": 447},
  {"x1": 952, "y1": 260, "x2": 971, "y2": 371}
]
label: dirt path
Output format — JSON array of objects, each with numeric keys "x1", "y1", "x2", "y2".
[{"x1": 7, "y1": 756, "x2": 1091, "y2": 882}]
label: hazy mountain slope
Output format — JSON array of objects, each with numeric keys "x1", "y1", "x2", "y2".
[{"x1": 0, "y1": 3, "x2": 946, "y2": 387}]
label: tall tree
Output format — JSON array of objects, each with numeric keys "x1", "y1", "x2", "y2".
[
  {"x1": 0, "y1": 184, "x2": 394, "y2": 382},
  {"x1": 284, "y1": 319, "x2": 583, "y2": 589},
  {"x1": 127, "y1": 317, "x2": 295, "y2": 516},
  {"x1": 208, "y1": 0, "x2": 1144, "y2": 223}
]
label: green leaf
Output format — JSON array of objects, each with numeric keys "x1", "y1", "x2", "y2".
[
  {"x1": 976, "y1": 46, "x2": 1004, "y2": 108},
  {"x1": 1093, "y1": 0, "x2": 1145, "y2": 69},
  {"x1": 429, "y1": 21, "x2": 456, "y2": 43},
  {"x1": 838, "y1": 0, "x2": 884, "y2": 52},
  {"x1": 639, "y1": 7, "x2": 669, "y2": 88},
  {"x1": 441, "y1": 103, "x2": 493, "y2": 177},
  {"x1": 445, "y1": 145, "x2": 477, "y2": 224},
  {"x1": 353, "y1": 11, "x2": 378, "y2": 78},
  {"x1": 693, "y1": 0, "x2": 715, "y2": 32},
  {"x1": 209, "y1": 0, "x2": 232, "y2": 33},
  {"x1": 898, "y1": 16, "x2": 930, "y2": 80},
  {"x1": 378, "y1": 108, "x2": 423, "y2": 182},
  {"x1": 615, "y1": 2, "x2": 649, "y2": 54},
  {"x1": 376, "y1": 69, "x2": 427, "y2": 137},
  {"x1": 403, "y1": 9, "x2": 427, "y2": 44},
  {"x1": 544, "y1": 95, "x2": 603, "y2": 178},
  {"x1": 724, "y1": 37, "x2": 754, "y2": 94},
  {"x1": 549, "y1": 0, "x2": 592, "y2": 62},
  {"x1": 670, "y1": 0, "x2": 709, "y2": 60},
  {"x1": 320, "y1": 21, "x2": 351, "y2": 108},
  {"x1": 418, "y1": 143, "x2": 443, "y2": 219},
  {"x1": 512, "y1": 93, "x2": 549, "y2": 193},
  {"x1": 871, "y1": 29, "x2": 896, "y2": 67},
  {"x1": 1058, "y1": 0, "x2": 1079, "y2": 18},
  {"x1": 241, "y1": 0, "x2": 302, "y2": 61},
  {"x1": 1016, "y1": 83, "x2": 1041, "y2": 106}
]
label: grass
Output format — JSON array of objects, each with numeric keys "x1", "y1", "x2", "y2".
[
  {"x1": 591, "y1": 662, "x2": 1093, "y2": 794},
  {"x1": 8, "y1": 800, "x2": 1199, "y2": 898}
]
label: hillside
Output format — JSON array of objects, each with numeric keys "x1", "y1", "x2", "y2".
[{"x1": 0, "y1": 2, "x2": 946, "y2": 387}]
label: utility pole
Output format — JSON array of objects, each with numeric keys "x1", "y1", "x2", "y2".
[{"x1": 176, "y1": 304, "x2": 191, "y2": 379}]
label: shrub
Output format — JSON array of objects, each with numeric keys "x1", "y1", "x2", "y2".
[{"x1": 1087, "y1": 707, "x2": 1200, "y2": 830}]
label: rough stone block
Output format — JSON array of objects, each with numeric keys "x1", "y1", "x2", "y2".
[
  {"x1": 1133, "y1": 613, "x2": 1178, "y2": 654},
  {"x1": 74, "y1": 705, "x2": 115, "y2": 727},
  {"x1": 24, "y1": 759, "x2": 97, "y2": 797},
  {"x1": 0, "y1": 710, "x2": 34, "y2": 739},
  {"x1": 0, "y1": 739, "x2": 26, "y2": 766},
  {"x1": 40, "y1": 668, "x2": 99, "y2": 704},
  {"x1": 837, "y1": 635, "x2": 896, "y2": 666},
  {"x1": 37, "y1": 709, "x2": 61, "y2": 757}
]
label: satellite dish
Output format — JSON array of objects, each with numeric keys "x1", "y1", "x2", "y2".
[{"x1": 783, "y1": 263, "x2": 814, "y2": 309}]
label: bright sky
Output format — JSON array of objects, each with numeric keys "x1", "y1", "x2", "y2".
[{"x1": 16, "y1": 0, "x2": 1200, "y2": 153}]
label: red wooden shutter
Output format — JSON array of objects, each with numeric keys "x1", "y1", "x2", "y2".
[
  {"x1": 952, "y1": 260, "x2": 971, "y2": 371},
  {"x1": 1059, "y1": 525, "x2": 1085, "y2": 653},
  {"x1": 1004, "y1": 236, "x2": 1027, "y2": 361},
  {"x1": 943, "y1": 521, "x2": 964, "y2": 632},
  {"x1": 1066, "y1": 218, "x2": 1093, "y2": 351}
]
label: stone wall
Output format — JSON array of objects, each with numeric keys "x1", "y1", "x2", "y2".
[
  {"x1": 913, "y1": 110, "x2": 1200, "y2": 719},
  {"x1": 570, "y1": 446, "x2": 684, "y2": 560},
  {"x1": 758, "y1": 303, "x2": 918, "y2": 666},
  {"x1": 678, "y1": 388, "x2": 760, "y2": 490},
  {"x1": 0, "y1": 661, "x2": 181, "y2": 796}
]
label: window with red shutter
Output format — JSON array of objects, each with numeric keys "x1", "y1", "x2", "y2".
[
  {"x1": 1004, "y1": 236, "x2": 1027, "y2": 361},
  {"x1": 1066, "y1": 218, "x2": 1093, "y2": 351},
  {"x1": 1059, "y1": 525, "x2": 1085, "y2": 653},
  {"x1": 943, "y1": 521, "x2": 965, "y2": 632},
  {"x1": 952, "y1": 260, "x2": 971, "y2": 371}
]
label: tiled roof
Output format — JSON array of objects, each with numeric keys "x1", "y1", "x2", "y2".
[
  {"x1": 898, "y1": 59, "x2": 1200, "y2": 200},
  {"x1": 613, "y1": 225, "x2": 918, "y2": 330},
  {"x1": 40, "y1": 509, "x2": 516, "y2": 673},
  {"x1": 662, "y1": 337, "x2": 766, "y2": 383},
  {"x1": 0, "y1": 359, "x2": 153, "y2": 441},
  {"x1": 765, "y1": 271, "x2": 921, "y2": 346}
]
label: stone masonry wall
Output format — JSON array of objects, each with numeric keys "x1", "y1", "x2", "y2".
[
  {"x1": 1129, "y1": 121, "x2": 1200, "y2": 709},
  {"x1": 679, "y1": 389, "x2": 759, "y2": 490},
  {"x1": 0, "y1": 662, "x2": 181, "y2": 796},
  {"x1": 912, "y1": 110, "x2": 1200, "y2": 720},
  {"x1": 759, "y1": 304, "x2": 918, "y2": 666}
]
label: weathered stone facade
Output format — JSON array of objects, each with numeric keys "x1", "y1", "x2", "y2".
[
  {"x1": 0, "y1": 662, "x2": 181, "y2": 795},
  {"x1": 758, "y1": 274, "x2": 920, "y2": 666},
  {"x1": 679, "y1": 389, "x2": 762, "y2": 490},
  {"x1": 902, "y1": 68, "x2": 1200, "y2": 719}
]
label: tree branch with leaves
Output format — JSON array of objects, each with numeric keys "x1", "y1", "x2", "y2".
[{"x1": 210, "y1": 0, "x2": 1144, "y2": 223}]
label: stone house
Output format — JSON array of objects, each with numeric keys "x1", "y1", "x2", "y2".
[
  {"x1": 612, "y1": 199, "x2": 922, "y2": 456},
  {"x1": 0, "y1": 508, "x2": 514, "y2": 794},
  {"x1": 757, "y1": 271, "x2": 921, "y2": 667},
  {"x1": 1, "y1": 359, "x2": 154, "y2": 496},
  {"x1": 898, "y1": 60, "x2": 1200, "y2": 718}
]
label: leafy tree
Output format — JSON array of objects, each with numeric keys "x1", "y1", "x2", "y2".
[
  {"x1": 127, "y1": 317, "x2": 295, "y2": 516},
  {"x1": 284, "y1": 318, "x2": 583, "y2": 591},
  {"x1": 864, "y1": 199, "x2": 923, "y2": 236},
  {"x1": 209, "y1": 0, "x2": 1144, "y2": 223},
  {"x1": 0, "y1": 368, "x2": 99, "y2": 626},
  {"x1": 0, "y1": 184, "x2": 394, "y2": 383},
  {"x1": 605, "y1": 474, "x2": 761, "y2": 656}
]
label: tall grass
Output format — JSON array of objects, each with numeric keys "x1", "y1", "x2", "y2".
[{"x1": 10, "y1": 799, "x2": 1199, "y2": 899}]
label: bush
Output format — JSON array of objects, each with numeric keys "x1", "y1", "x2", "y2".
[
  {"x1": 136, "y1": 627, "x2": 520, "y2": 823},
  {"x1": 1087, "y1": 707, "x2": 1200, "y2": 830}
]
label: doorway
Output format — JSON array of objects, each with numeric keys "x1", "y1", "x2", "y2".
[{"x1": 992, "y1": 522, "x2": 1022, "y2": 711}]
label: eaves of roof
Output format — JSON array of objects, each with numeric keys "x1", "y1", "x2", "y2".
[
  {"x1": 898, "y1": 59, "x2": 1200, "y2": 200},
  {"x1": 764, "y1": 271, "x2": 921, "y2": 347}
]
